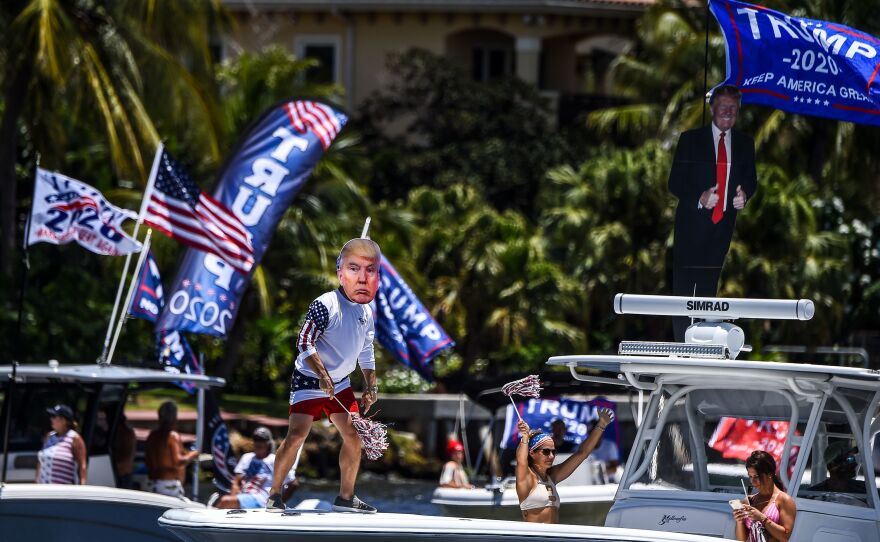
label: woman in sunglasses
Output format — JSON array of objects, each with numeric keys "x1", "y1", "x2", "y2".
[
  {"x1": 515, "y1": 408, "x2": 614, "y2": 523},
  {"x1": 733, "y1": 450, "x2": 797, "y2": 541}
]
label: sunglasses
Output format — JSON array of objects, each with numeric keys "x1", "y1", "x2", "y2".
[
  {"x1": 831, "y1": 454, "x2": 858, "y2": 466},
  {"x1": 535, "y1": 448, "x2": 557, "y2": 457}
]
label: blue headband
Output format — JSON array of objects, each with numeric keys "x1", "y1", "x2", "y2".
[{"x1": 528, "y1": 433, "x2": 553, "y2": 452}]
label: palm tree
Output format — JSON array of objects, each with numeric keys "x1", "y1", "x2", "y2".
[
  {"x1": 725, "y1": 165, "x2": 849, "y2": 347},
  {"x1": 0, "y1": 0, "x2": 225, "y2": 279},
  {"x1": 393, "y1": 184, "x2": 582, "y2": 382},
  {"x1": 587, "y1": 2, "x2": 724, "y2": 141},
  {"x1": 541, "y1": 142, "x2": 675, "y2": 345}
]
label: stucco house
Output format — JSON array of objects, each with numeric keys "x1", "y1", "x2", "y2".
[{"x1": 221, "y1": 0, "x2": 653, "y2": 122}]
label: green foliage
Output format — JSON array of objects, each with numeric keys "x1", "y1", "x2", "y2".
[
  {"x1": 588, "y1": 2, "x2": 722, "y2": 139},
  {"x1": 216, "y1": 46, "x2": 343, "y2": 147},
  {"x1": 384, "y1": 184, "x2": 583, "y2": 377},
  {"x1": 0, "y1": 0, "x2": 225, "y2": 362},
  {"x1": 725, "y1": 166, "x2": 850, "y2": 344},
  {"x1": 3, "y1": 2, "x2": 880, "y2": 410},
  {"x1": 381, "y1": 429, "x2": 439, "y2": 478},
  {"x1": 381, "y1": 366, "x2": 433, "y2": 394},
  {"x1": 2, "y1": 0, "x2": 223, "y2": 179},
  {"x1": 541, "y1": 142, "x2": 676, "y2": 346},
  {"x1": 358, "y1": 48, "x2": 573, "y2": 218}
]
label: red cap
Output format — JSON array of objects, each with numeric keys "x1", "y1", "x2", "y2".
[{"x1": 447, "y1": 440, "x2": 464, "y2": 454}]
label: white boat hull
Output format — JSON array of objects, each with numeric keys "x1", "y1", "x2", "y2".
[
  {"x1": 431, "y1": 483, "x2": 617, "y2": 524},
  {"x1": 158, "y1": 508, "x2": 729, "y2": 542},
  {"x1": 0, "y1": 483, "x2": 204, "y2": 542}
]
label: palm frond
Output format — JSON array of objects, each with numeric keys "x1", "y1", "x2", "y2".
[{"x1": 587, "y1": 104, "x2": 661, "y2": 135}]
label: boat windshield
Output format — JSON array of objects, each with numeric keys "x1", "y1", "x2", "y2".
[
  {"x1": 793, "y1": 388, "x2": 877, "y2": 508},
  {"x1": 625, "y1": 387, "x2": 811, "y2": 494}
]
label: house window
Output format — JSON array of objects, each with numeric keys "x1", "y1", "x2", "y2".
[
  {"x1": 295, "y1": 36, "x2": 341, "y2": 84},
  {"x1": 472, "y1": 47, "x2": 513, "y2": 82}
]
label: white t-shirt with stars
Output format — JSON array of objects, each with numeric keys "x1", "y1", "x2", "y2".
[
  {"x1": 234, "y1": 452, "x2": 295, "y2": 504},
  {"x1": 294, "y1": 288, "x2": 375, "y2": 387}
]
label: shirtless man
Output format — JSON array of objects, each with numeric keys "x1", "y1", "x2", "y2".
[
  {"x1": 113, "y1": 413, "x2": 137, "y2": 489},
  {"x1": 145, "y1": 401, "x2": 198, "y2": 497}
]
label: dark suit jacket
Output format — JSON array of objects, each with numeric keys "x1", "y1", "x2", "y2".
[{"x1": 669, "y1": 125, "x2": 757, "y2": 268}]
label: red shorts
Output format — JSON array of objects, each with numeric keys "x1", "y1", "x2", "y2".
[{"x1": 289, "y1": 386, "x2": 359, "y2": 420}]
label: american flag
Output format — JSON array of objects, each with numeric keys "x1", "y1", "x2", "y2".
[
  {"x1": 144, "y1": 149, "x2": 255, "y2": 274},
  {"x1": 284, "y1": 101, "x2": 343, "y2": 150},
  {"x1": 298, "y1": 299, "x2": 330, "y2": 353}
]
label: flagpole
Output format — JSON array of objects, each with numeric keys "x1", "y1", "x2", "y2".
[
  {"x1": 106, "y1": 229, "x2": 153, "y2": 365},
  {"x1": 99, "y1": 143, "x2": 164, "y2": 364},
  {"x1": 193, "y1": 359, "x2": 205, "y2": 501},
  {"x1": 702, "y1": 0, "x2": 711, "y2": 125},
  {"x1": 360, "y1": 216, "x2": 371, "y2": 238},
  {"x1": 14, "y1": 160, "x2": 39, "y2": 363},
  {"x1": 1, "y1": 362, "x2": 18, "y2": 483}
]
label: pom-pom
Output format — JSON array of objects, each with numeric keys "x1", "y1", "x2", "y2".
[
  {"x1": 350, "y1": 413, "x2": 389, "y2": 461},
  {"x1": 501, "y1": 374, "x2": 542, "y2": 398}
]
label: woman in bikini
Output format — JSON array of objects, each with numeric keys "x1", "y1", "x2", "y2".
[
  {"x1": 515, "y1": 408, "x2": 614, "y2": 524},
  {"x1": 733, "y1": 450, "x2": 797, "y2": 542}
]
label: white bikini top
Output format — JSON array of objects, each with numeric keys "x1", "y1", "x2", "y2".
[{"x1": 519, "y1": 472, "x2": 560, "y2": 510}]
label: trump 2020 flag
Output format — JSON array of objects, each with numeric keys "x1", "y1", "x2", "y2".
[
  {"x1": 710, "y1": 0, "x2": 880, "y2": 125},
  {"x1": 157, "y1": 331, "x2": 202, "y2": 394},
  {"x1": 373, "y1": 256, "x2": 454, "y2": 381},
  {"x1": 709, "y1": 417, "x2": 799, "y2": 477},
  {"x1": 28, "y1": 168, "x2": 142, "y2": 256},
  {"x1": 126, "y1": 249, "x2": 202, "y2": 393},
  {"x1": 129, "y1": 249, "x2": 164, "y2": 322},
  {"x1": 201, "y1": 390, "x2": 238, "y2": 491},
  {"x1": 500, "y1": 397, "x2": 619, "y2": 454},
  {"x1": 157, "y1": 99, "x2": 347, "y2": 336}
]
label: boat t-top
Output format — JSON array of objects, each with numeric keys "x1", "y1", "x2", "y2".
[
  {"x1": 547, "y1": 294, "x2": 880, "y2": 541},
  {"x1": 0, "y1": 362, "x2": 225, "y2": 542}
]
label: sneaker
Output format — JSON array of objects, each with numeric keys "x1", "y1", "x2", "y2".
[
  {"x1": 206, "y1": 492, "x2": 221, "y2": 508},
  {"x1": 266, "y1": 493, "x2": 285, "y2": 512},
  {"x1": 331, "y1": 495, "x2": 377, "y2": 514}
]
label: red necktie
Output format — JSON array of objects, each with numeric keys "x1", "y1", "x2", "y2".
[{"x1": 712, "y1": 131, "x2": 727, "y2": 224}]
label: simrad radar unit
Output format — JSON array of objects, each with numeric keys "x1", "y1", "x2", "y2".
[{"x1": 613, "y1": 294, "x2": 815, "y2": 359}]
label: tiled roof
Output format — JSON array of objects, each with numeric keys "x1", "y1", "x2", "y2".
[{"x1": 223, "y1": 0, "x2": 656, "y2": 13}]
